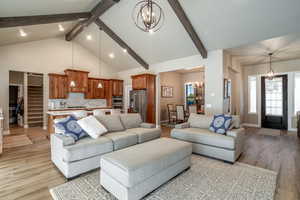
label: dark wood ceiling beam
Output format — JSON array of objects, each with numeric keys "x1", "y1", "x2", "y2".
[
  {"x1": 0, "y1": 12, "x2": 91, "y2": 28},
  {"x1": 168, "y1": 0, "x2": 207, "y2": 58},
  {"x1": 66, "y1": 0, "x2": 120, "y2": 41},
  {"x1": 95, "y1": 19, "x2": 149, "y2": 69}
]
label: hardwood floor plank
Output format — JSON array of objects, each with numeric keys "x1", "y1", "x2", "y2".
[{"x1": 0, "y1": 127, "x2": 299, "y2": 200}]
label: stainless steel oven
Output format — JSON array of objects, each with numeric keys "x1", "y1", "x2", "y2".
[{"x1": 112, "y1": 96, "x2": 123, "y2": 109}]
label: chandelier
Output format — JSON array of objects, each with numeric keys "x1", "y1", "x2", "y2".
[
  {"x1": 266, "y1": 53, "x2": 275, "y2": 80},
  {"x1": 132, "y1": 0, "x2": 164, "y2": 33}
]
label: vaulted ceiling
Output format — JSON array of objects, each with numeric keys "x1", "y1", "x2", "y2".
[
  {"x1": 227, "y1": 32, "x2": 300, "y2": 66},
  {"x1": 1, "y1": 0, "x2": 300, "y2": 70}
]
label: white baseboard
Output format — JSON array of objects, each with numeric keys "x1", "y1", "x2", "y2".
[
  {"x1": 242, "y1": 123, "x2": 260, "y2": 128},
  {"x1": 288, "y1": 128, "x2": 297, "y2": 132}
]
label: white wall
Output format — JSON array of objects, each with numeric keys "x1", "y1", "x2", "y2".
[
  {"x1": 0, "y1": 37, "x2": 119, "y2": 131},
  {"x1": 181, "y1": 70, "x2": 205, "y2": 84},
  {"x1": 242, "y1": 58, "x2": 300, "y2": 130},
  {"x1": 160, "y1": 71, "x2": 184, "y2": 122},
  {"x1": 118, "y1": 50, "x2": 225, "y2": 124}
]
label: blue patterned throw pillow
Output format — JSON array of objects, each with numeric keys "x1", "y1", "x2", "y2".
[
  {"x1": 209, "y1": 114, "x2": 232, "y2": 135},
  {"x1": 55, "y1": 115, "x2": 87, "y2": 141}
]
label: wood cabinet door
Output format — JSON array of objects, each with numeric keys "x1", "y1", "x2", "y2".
[
  {"x1": 132, "y1": 76, "x2": 146, "y2": 90},
  {"x1": 49, "y1": 74, "x2": 68, "y2": 99},
  {"x1": 118, "y1": 80, "x2": 123, "y2": 96},
  {"x1": 86, "y1": 79, "x2": 106, "y2": 99},
  {"x1": 105, "y1": 80, "x2": 112, "y2": 106},
  {"x1": 65, "y1": 70, "x2": 89, "y2": 93},
  {"x1": 85, "y1": 79, "x2": 94, "y2": 99},
  {"x1": 93, "y1": 80, "x2": 105, "y2": 99}
]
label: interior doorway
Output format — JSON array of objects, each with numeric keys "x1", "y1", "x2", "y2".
[
  {"x1": 9, "y1": 71, "x2": 24, "y2": 129},
  {"x1": 261, "y1": 75, "x2": 288, "y2": 130}
]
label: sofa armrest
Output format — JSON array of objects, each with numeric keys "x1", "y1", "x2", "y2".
[
  {"x1": 51, "y1": 133, "x2": 75, "y2": 146},
  {"x1": 140, "y1": 123, "x2": 156, "y2": 128},
  {"x1": 226, "y1": 128, "x2": 245, "y2": 138},
  {"x1": 175, "y1": 122, "x2": 190, "y2": 129}
]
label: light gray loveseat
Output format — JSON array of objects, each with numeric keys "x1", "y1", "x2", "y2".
[
  {"x1": 51, "y1": 113, "x2": 161, "y2": 178},
  {"x1": 171, "y1": 114, "x2": 245, "y2": 163}
]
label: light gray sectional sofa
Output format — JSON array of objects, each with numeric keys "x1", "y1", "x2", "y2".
[
  {"x1": 171, "y1": 114, "x2": 245, "y2": 163},
  {"x1": 51, "y1": 113, "x2": 161, "y2": 178}
]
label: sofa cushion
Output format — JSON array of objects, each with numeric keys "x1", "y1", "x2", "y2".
[
  {"x1": 229, "y1": 115, "x2": 241, "y2": 130},
  {"x1": 127, "y1": 127, "x2": 161, "y2": 143},
  {"x1": 119, "y1": 113, "x2": 142, "y2": 129},
  {"x1": 171, "y1": 128, "x2": 235, "y2": 150},
  {"x1": 101, "y1": 138, "x2": 192, "y2": 187},
  {"x1": 188, "y1": 114, "x2": 213, "y2": 129},
  {"x1": 209, "y1": 114, "x2": 232, "y2": 134},
  {"x1": 77, "y1": 116, "x2": 108, "y2": 139},
  {"x1": 104, "y1": 132, "x2": 138, "y2": 150},
  {"x1": 95, "y1": 115, "x2": 125, "y2": 132},
  {"x1": 55, "y1": 115, "x2": 87, "y2": 141},
  {"x1": 62, "y1": 136, "x2": 113, "y2": 162}
]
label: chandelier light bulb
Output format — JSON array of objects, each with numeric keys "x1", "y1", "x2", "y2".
[{"x1": 132, "y1": 0, "x2": 164, "y2": 33}]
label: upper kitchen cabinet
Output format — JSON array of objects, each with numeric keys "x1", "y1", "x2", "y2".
[
  {"x1": 132, "y1": 74, "x2": 147, "y2": 90},
  {"x1": 86, "y1": 78, "x2": 106, "y2": 99},
  {"x1": 64, "y1": 69, "x2": 89, "y2": 93},
  {"x1": 48, "y1": 74, "x2": 68, "y2": 99},
  {"x1": 111, "y1": 79, "x2": 124, "y2": 96}
]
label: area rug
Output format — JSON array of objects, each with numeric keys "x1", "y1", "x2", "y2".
[
  {"x1": 257, "y1": 128, "x2": 281, "y2": 137},
  {"x1": 50, "y1": 155, "x2": 277, "y2": 200},
  {"x1": 3, "y1": 134, "x2": 33, "y2": 149}
]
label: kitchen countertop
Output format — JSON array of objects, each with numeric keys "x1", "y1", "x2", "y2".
[{"x1": 47, "y1": 107, "x2": 113, "y2": 116}]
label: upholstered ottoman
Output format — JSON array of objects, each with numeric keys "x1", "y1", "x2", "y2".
[{"x1": 100, "y1": 138, "x2": 192, "y2": 200}]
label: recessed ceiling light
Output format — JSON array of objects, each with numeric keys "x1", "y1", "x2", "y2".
[
  {"x1": 19, "y1": 29, "x2": 27, "y2": 37},
  {"x1": 86, "y1": 34, "x2": 92, "y2": 40},
  {"x1": 109, "y1": 53, "x2": 115, "y2": 59},
  {"x1": 123, "y1": 49, "x2": 127, "y2": 53},
  {"x1": 58, "y1": 24, "x2": 65, "y2": 32}
]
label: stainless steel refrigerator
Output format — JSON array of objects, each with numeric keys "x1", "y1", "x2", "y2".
[{"x1": 130, "y1": 90, "x2": 147, "y2": 122}]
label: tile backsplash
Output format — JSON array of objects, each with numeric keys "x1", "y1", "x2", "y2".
[{"x1": 48, "y1": 93, "x2": 107, "y2": 109}]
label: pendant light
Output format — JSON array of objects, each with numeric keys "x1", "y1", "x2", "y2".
[
  {"x1": 97, "y1": 29, "x2": 103, "y2": 89},
  {"x1": 266, "y1": 53, "x2": 275, "y2": 80},
  {"x1": 132, "y1": 0, "x2": 164, "y2": 33},
  {"x1": 70, "y1": 41, "x2": 76, "y2": 87}
]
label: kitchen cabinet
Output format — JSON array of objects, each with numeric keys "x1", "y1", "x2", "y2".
[
  {"x1": 86, "y1": 78, "x2": 106, "y2": 99},
  {"x1": 132, "y1": 75, "x2": 147, "y2": 90},
  {"x1": 112, "y1": 80, "x2": 124, "y2": 96},
  {"x1": 48, "y1": 74, "x2": 68, "y2": 99},
  {"x1": 64, "y1": 69, "x2": 89, "y2": 93},
  {"x1": 131, "y1": 74, "x2": 156, "y2": 124}
]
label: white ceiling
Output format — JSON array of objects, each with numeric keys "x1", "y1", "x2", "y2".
[
  {"x1": 75, "y1": 23, "x2": 141, "y2": 70},
  {"x1": 1, "y1": 0, "x2": 300, "y2": 70},
  {"x1": 0, "y1": 21, "x2": 76, "y2": 46},
  {"x1": 227, "y1": 33, "x2": 300, "y2": 66},
  {"x1": 0, "y1": 0, "x2": 99, "y2": 17}
]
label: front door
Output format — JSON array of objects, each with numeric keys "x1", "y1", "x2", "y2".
[{"x1": 261, "y1": 75, "x2": 288, "y2": 129}]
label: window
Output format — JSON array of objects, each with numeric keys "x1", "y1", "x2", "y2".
[
  {"x1": 265, "y1": 77, "x2": 283, "y2": 116},
  {"x1": 185, "y1": 83, "x2": 196, "y2": 106},
  {"x1": 294, "y1": 73, "x2": 300, "y2": 114},
  {"x1": 248, "y1": 76, "x2": 257, "y2": 113}
]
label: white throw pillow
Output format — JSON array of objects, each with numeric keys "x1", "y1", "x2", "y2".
[{"x1": 77, "y1": 116, "x2": 107, "y2": 139}]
